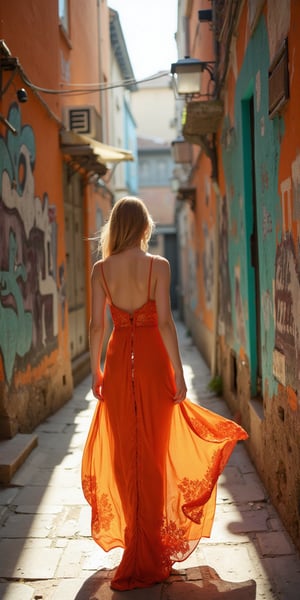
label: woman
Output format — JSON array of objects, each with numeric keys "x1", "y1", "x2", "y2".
[{"x1": 82, "y1": 196, "x2": 248, "y2": 591}]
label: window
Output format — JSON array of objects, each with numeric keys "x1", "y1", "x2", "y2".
[
  {"x1": 139, "y1": 154, "x2": 173, "y2": 187},
  {"x1": 59, "y1": 0, "x2": 69, "y2": 33}
]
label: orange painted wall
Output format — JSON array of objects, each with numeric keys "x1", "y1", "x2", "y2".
[
  {"x1": 60, "y1": 3, "x2": 101, "y2": 113},
  {"x1": 0, "y1": 61, "x2": 71, "y2": 403},
  {"x1": 276, "y1": 0, "x2": 300, "y2": 246},
  {"x1": 0, "y1": 1, "x2": 112, "y2": 436},
  {"x1": 193, "y1": 152, "x2": 216, "y2": 331},
  {"x1": 185, "y1": 0, "x2": 217, "y2": 337},
  {"x1": 0, "y1": 1, "x2": 59, "y2": 116}
]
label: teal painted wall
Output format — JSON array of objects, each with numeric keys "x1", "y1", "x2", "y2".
[{"x1": 221, "y1": 16, "x2": 282, "y2": 397}]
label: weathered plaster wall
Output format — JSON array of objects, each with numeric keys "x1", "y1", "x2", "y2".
[
  {"x1": 181, "y1": 0, "x2": 218, "y2": 369},
  {"x1": 0, "y1": 98, "x2": 72, "y2": 437},
  {"x1": 221, "y1": 14, "x2": 281, "y2": 393},
  {"x1": 185, "y1": 151, "x2": 217, "y2": 367},
  {"x1": 218, "y1": 0, "x2": 300, "y2": 549}
]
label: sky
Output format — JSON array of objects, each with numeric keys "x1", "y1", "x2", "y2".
[{"x1": 108, "y1": 0, "x2": 178, "y2": 80}]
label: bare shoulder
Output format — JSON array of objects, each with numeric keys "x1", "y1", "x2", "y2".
[
  {"x1": 153, "y1": 255, "x2": 170, "y2": 277},
  {"x1": 91, "y1": 259, "x2": 104, "y2": 280},
  {"x1": 150, "y1": 255, "x2": 170, "y2": 281},
  {"x1": 151, "y1": 254, "x2": 170, "y2": 270}
]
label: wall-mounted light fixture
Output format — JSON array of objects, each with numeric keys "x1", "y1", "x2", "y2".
[
  {"x1": 171, "y1": 56, "x2": 216, "y2": 99},
  {"x1": 171, "y1": 135, "x2": 193, "y2": 164},
  {"x1": 170, "y1": 7, "x2": 223, "y2": 182},
  {"x1": 0, "y1": 39, "x2": 28, "y2": 135}
]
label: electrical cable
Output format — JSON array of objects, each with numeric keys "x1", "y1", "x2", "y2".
[
  {"x1": 0, "y1": 67, "x2": 17, "y2": 99},
  {"x1": 18, "y1": 68, "x2": 170, "y2": 96}
]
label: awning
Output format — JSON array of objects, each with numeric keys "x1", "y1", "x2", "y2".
[{"x1": 60, "y1": 130, "x2": 134, "y2": 166}]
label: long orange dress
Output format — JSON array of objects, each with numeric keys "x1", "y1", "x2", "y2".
[{"x1": 81, "y1": 257, "x2": 248, "y2": 591}]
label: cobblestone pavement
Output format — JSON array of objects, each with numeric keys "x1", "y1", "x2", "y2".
[{"x1": 0, "y1": 321, "x2": 300, "y2": 599}]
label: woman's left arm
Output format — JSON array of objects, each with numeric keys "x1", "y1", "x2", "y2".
[{"x1": 89, "y1": 261, "x2": 106, "y2": 400}]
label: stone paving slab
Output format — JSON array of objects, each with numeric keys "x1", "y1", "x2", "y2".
[
  {"x1": 0, "y1": 433, "x2": 38, "y2": 484},
  {"x1": 261, "y1": 556, "x2": 300, "y2": 600},
  {"x1": 11, "y1": 484, "x2": 85, "y2": 507},
  {"x1": 0, "y1": 485, "x2": 20, "y2": 506},
  {"x1": 256, "y1": 531, "x2": 295, "y2": 556},
  {"x1": 0, "y1": 582, "x2": 34, "y2": 600},
  {"x1": 0, "y1": 512, "x2": 57, "y2": 538},
  {"x1": 14, "y1": 504, "x2": 64, "y2": 515},
  {"x1": 0, "y1": 539, "x2": 62, "y2": 579}
]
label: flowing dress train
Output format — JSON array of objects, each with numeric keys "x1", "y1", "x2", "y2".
[{"x1": 82, "y1": 258, "x2": 248, "y2": 590}]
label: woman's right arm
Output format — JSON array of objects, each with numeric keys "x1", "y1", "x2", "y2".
[
  {"x1": 89, "y1": 261, "x2": 106, "y2": 400},
  {"x1": 154, "y1": 258, "x2": 187, "y2": 403}
]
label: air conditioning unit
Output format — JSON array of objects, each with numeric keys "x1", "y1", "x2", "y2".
[{"x1": 63, "y1": 105, "x2": 101, "y2": 139}]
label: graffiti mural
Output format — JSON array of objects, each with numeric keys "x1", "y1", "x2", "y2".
[
  {"x1": 274, "y1": 167, "x2": 300, "y2": 396},
  {"x1": 218, "y1": 195, "x2": 233, "y2": 339},
  {"x1": 274, "y1": 233, "x2": 300, "y2": 394},
  {"x1": 0, "y1": 231, "x2": 33, "y2": 382},
  {"x1": 0, "y1": 104, "x2": 60, "y2": 384}
]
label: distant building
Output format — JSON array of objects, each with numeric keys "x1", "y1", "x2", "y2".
[{"x1": 132, "y1": 73, "x2": 178, "y2": 307}]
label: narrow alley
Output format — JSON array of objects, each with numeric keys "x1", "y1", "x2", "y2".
[{"x1": 0, "y1": 320, "x2": 299, "y2": 600}]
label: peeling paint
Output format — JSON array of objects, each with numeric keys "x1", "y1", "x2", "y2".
[
  {"x1": 255, "y1": 70, "x2": 261, "y2": 112},
  {"x1": 280, "y1": 177, "x2": 292, "y2": 232},
  {"x1": 221, "y1": 15, "x2": 279, "y2": 391},
  {"x1": 262, "y1": 206, "x2": 273, "y2": 238},
  {"x1": 274, "y1": 232, "x2": 300, "y2": 393},
  {"x1": 287, "y1": 385, "x2": 298, "y2": 411}
]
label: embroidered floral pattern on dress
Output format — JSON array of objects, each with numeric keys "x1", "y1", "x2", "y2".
[
  {"x1": 177, "y1": 450, "x2": 221, "y2": 523},
  {"x1": 97, "y1": 493, "x2": 114, "y2": 531},
  {"x1": 110, "y1": 306, "x2": 131, "y2": 328},
  {"x1": 189, "y1": 416, "x2": 239, "y2": 441},
  {"x1": 160, "y1": 519, "x2": 190, "y2": 563},
  {"x1": 82, "y1": 475, "x2": 114, "y2": 532},
  {"x1": 110, "y1": 300, "x2": 157, "y2": 329},
  {"x1": 178, "y1": 477, "x2": 206, "y2": 523},
  {"x1": 82, "y1": 473, "x2": 95, "y2": 504},
  {"x1": 135, "y1": 300, "x2": 157, "y2": 327}
]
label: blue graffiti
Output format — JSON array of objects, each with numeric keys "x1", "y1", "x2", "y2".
[
  {"x1": 0, "y1": 103, "x2": 59, "y2": 385},
  {"x1": 0, "y1": 231, "x2": 33, "y2": 382}
]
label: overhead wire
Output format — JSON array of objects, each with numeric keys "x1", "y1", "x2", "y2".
[
  {"x1": 18, "y1": 69, "x2": 171, "y2": 96},
  {"x1": 1, "y1": 56, "x2": 172, "y2": 133}
]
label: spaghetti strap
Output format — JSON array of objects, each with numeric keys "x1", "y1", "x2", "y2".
[
  {"x1": 147, "y1": 257, "x2": 154, "y2": 300},
  {"x1": 100, "y1": 262, "x2": 112, "y2": 304}
]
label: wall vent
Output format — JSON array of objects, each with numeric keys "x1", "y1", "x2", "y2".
[{"x1": 63, "y1": 106, "x2": 102, "y2": 139}]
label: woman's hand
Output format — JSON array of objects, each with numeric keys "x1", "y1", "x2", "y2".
[
  {"x1": 92, "y1": 371, "x2": 104, "y2": 401},
  {"x1": 173, "y1": 371, "x2": 187, "y2": 404}
]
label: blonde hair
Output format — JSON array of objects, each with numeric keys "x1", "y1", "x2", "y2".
[{"x1": 99, "y1": 196, "x2": 155, "y2": 258}]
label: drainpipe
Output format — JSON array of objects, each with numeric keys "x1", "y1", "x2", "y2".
[
  {"x1": 96, "y1": 0, "x2": 105, "y2": 142},
  {"x1": 211, "y1": 180, "x2": 220, "y2": 377},
  {"x1": 211, "y1": 1, "x2": 220, "y2": 377}
]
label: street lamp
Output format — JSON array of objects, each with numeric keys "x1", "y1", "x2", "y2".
[
  {"x1": 171, "y1": 56, "x2": 216, "y2": 98},
  {"x1": 171, "y1": 135, "x2": 192, "y2": 164}
]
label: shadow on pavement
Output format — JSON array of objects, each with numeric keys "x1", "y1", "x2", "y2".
[{"x1": 74, "y1": 566, "x2": 256, "y2": 599}]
